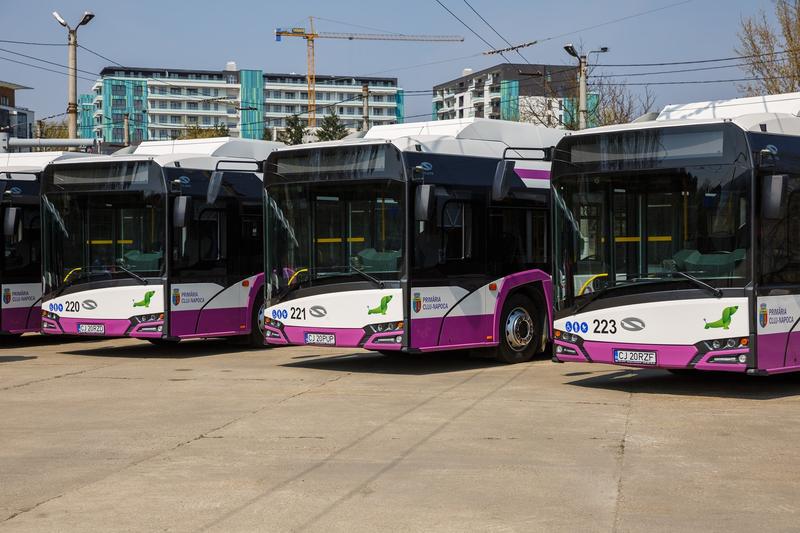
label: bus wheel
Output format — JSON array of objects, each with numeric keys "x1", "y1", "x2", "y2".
[
  {"x1": 495, "y1": 294, "x2": 541, "y2": 364},
  {"x1": 250, "y1": 296, "x2": 269, "y2": 348}
]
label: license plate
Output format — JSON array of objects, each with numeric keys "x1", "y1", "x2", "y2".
[
  {"x1": 614, "y1": 349, "x2": 657, "y2": 365},
  {"x1": 305, "y1": 333, "x2": 335, "y2": 345},
  {"x1": 77, "y1": 323, "x2": 105, "y2": 335}
]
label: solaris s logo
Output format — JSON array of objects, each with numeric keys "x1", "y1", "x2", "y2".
[
  {"x1": 2, "y1": 288, "x2": 11, "y2": 305},
  {"x1": 172, "y1": 288, "x2": 181, "y2": 306}
]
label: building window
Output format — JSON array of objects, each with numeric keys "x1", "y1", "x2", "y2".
[
  {"x1": 285, "y1": 105, "x2": 296, "y2": 113},
  {"x1": 202, "y1": 116, "x2": 211, "y2": 125},
  {"x1": 170, "y1": 101, "x2": 182, "y2": 109},
  {"x1": 187, "y1": 116, "x2": 198, "y2": 123},
  {"x1": 133, "y1": 85, "x2": 143, "y2": 97},
  {"x1": 112, "y1": 98, "x2": 126, "y2": 109},
  {"x1": 284, "y1": 92, "x2": 295, "y2": 99},
  {"x1": 170, "y1": 116, "x2": 181, "y2": 124},
  {"x1": 202, "y1": 102, "x2": 210, "y2": 111},
  {"x1": 201, "y1": 87, "x2": 210, "y2": 96},
  {"x1": 187, "y1": 102, "x2": 198, "y2": 110},
  {"x1": 111, "y1": 84, "x2": 125, "y2": 96},
  {"x1": 133, "y1": 100, "x2": 143, "y2": 110},
  {"x1": 170, "y1": 87, "x2": 181, "y2": 95},
  {"x1": 187, "y1": 88, "x2": 198, "y2": 96},
  {"x1": 227, "y1": 107, "x2": 236, "y2": 114}
]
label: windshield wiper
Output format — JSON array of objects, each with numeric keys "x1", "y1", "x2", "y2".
[
  {"x1": 349, "y1": 265, "x2": 385, "y2": 289},
  {"x1": 671, "y1": 270, "x2": 723, "y2": 298},
  {"x1": 112, "y1": 264, "x2": 148, "y2": 285},
  {"x1": 52, "y1": 272, "x2": 88, "y2": 298}
]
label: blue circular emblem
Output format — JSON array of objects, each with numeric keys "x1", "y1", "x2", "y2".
[
  {"x1": 565, "y1": 321, "x2": 572, "y2": 332},
  {"x1": 580, "y1": 322, "x2": 588, "y2": 334}
]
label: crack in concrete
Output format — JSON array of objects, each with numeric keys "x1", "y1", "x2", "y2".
[
  {"x1": 2, "y1": 493, "x2": 65, "y2": 523},
  {"x1": 612, "y1": 392, "x2": 634, "y2": 533},
  {"x1": 0, "y1": 364, "x2": 117, "y2": 392}
]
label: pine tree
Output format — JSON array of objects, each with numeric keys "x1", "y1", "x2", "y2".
[
  {"x1": 316, "y1": 113, "x2": 349, "y2": 142},
  {"x1": 278, "y1": 114, "x2": 308, "y2": 145}
]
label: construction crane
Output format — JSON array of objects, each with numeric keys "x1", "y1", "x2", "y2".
[{"x1": 275, "y1": 17, "x2": 463, "y2": 128}]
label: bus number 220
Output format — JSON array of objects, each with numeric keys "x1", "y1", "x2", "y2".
[{"x1": 593, "y1": 319, "x2": 617, "y2": 334}]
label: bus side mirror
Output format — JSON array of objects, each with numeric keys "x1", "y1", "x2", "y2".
[
  {"x1": 415, "y1": 184, "x2": 435, "y2": 222},
  {"x1": 762, "y1": 174, "x2": 787, "y2": 220},
  {"x1": 493, "y1": 160, "x2": 523, "y2": 201},
  {"x1": 173, "y1": 196, "x2": 192, "y2": 228},
  {"x1": 2, "y1": 206, "x2": 20, "y2": 243}
]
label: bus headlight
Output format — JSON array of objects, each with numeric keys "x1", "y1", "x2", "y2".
[
  {"x1": 702, "y1": 337, "x2": 749, "y2": 351},
  {"x1": 264, "y1": 317, "x2": 284, "y2": 329},
  {"x1": 554, "y1": 329, "x2": 582, "y2": 344},
  {"x1": 366, "y1": 321, "x2": 404, "y2": 334}
]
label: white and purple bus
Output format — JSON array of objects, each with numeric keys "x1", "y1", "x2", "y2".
[
  {"x1": 40, "y1": 138, "x2": 282, "y2": 346},
  {"x1": 1, "y1": 152, "x2": 94, "y2": 338},
  {"x1": 552, "y1": 93, "x2": 800, "y2": 375},
  {"x1": 263, "y1": 119, "x2": 565, "y2": 362}
]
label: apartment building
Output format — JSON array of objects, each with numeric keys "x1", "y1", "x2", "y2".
[
  {"x1": 0, "y1": 81, "x2": 35, "y2": 138},
  {"x1": 432, "y1": 63, "x2": 578, "y2": 128},
  {"x1": 80, "y1": 62, "x2": 403, "y2": 144}
]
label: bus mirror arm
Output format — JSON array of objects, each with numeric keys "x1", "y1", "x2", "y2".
[
  {"x1": 173, "y1": 196, "x2": 192, "y2": 228},
  {"x1": 415, "y1": 184, "x2": 435, "y2": 222},
  {"x1": 2, "y1": 206, "x2": 20, "y2": 243},
  {"x1": 761, "y1": 174, "x2": 787, "y2": 220}
]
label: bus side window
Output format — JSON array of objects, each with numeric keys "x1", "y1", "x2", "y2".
[{"x1": 442, "y1": 201, "x2": 472, "y2": 261}]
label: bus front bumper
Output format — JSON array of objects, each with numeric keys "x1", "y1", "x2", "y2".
[
  {"x1": 41, "y1": 314, "x2": 164, "y2": 339},
  {"x1": 264, "y1": 323, "x2": 404, "y2": 351},
  {"x1": 553, "y1": 339, "x2": 748, "y2": 373}
]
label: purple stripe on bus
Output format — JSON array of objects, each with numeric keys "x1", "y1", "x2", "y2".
[
  {"x1": 409, "y1": 270, "x2": 552, "y2": 351},
  {"x1": 514, "y1": 168, "x2": 550, "y2": 180},
  {"x1": 1, "y1": 306, "x2": 40, "y2": 334},
  {"x1": 170, "y1": 308, "x2": 249, "y2": 338},
  {"x1": 755, "y1": 331, "x2": 790, "y2": 370}
]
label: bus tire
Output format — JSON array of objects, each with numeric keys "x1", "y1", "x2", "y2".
[
  {"x1": 250, "y1": 294, "x2": 269, "y2": 348},
  {"x1": 495, "y1": 294, "x2": 542, "y2": 364}
]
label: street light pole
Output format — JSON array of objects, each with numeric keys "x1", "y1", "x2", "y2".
[
  {"x1": 53, "y1": 11, "x2": 94, "y2": 141},
  {"x1": 564, "y1": 43, "x2": 608, "y2": 130}
]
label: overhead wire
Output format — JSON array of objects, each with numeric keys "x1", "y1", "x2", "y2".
[
  {"x1": 462, "y1": 0, "x2": 530, "y2": 64},
  {"x1": 433, "y1": 0, "x2": 512, "y2": 63}
]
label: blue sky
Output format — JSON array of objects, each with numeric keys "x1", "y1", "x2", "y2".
[{"x1": 2, "y1": 0, "x2": 778, "y2": 121}]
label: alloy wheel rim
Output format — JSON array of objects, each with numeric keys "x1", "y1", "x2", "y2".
[{"x1": 505, "y1": 307, "x2": 533, "y2": 352}]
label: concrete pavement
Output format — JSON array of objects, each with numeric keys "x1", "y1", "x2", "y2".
[{"x1": 1, "y1": 336, "x2": 799, "y2": 532}]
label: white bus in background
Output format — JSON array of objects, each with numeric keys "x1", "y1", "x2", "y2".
[
  {"x1": 39, "y1": 138, "x2": 283, "y2": 346},
  {"x1": 0, "y1": 152, "x2": 95, "y2": 337}
]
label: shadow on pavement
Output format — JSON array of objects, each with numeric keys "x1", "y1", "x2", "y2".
[
  {"x1": 566, "y1": 368, "x2": 800, "y2": 400},
  {"x1": 63, "y1": 338, "x2": 268, "y2": 359},
  {"x1": 0, "y1": 355, "x2": 37, "y2": 363},
  {"x1": 0, "y1": 334, "x2": 96, "y2": 349},
  {"x1": 283, "y1": 350, "x2": 514, "y2": 376}
]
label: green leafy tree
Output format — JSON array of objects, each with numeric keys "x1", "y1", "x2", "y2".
[
  {"x1": 278, "y1": 114, "x2": 308, "y2": 145},
  {"x1": 262, "y1": 127, "x2": 273, "y2": 141},
  {"x1": 315, "y1": 113, "x2": 349, "y2": 142},
  {"x1": 179, "y1": 124, "x2": 229, "y2": 140}
]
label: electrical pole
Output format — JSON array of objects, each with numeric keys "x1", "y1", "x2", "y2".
[
  {"x1": 564, "y1": 43, "x2": 608, "y2": 130},
  {"x1": 123, "y1": 113, "x2": 130, "y2": 146},
  {"x1": 578, "y1": 55, "x2": 587, "y2": 130},
  {"x1": 52, "y1": 11, "x2": 94, "y2": 142},
  {"x1": 361, "y1": 83, "x2": 370, "y2": 132}
]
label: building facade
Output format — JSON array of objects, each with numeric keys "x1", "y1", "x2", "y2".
[
  {"x1": 0, "y1": 81, "x2": 34, "y2": 139},
  {"x1": 431, "y1": 63, "x2": 579, "y2": 128},
  {"x1": 80, "y1": 63, "x2": 403, "y2": 144}
]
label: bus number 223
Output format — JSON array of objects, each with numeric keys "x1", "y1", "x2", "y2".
[{"x1": 593, "y1": 319, "x2": 617, "y2": 334}]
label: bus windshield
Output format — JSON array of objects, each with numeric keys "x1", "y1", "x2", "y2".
[
  {"x1": 267, "y1": 179, "x2": 404, "y2": 295},
  {"x1": 552, "y1": 123, "x2": 752, "y2": 309},
  {"x1": 41, "y1": 161, "x2": 166, "y2": 294}
]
